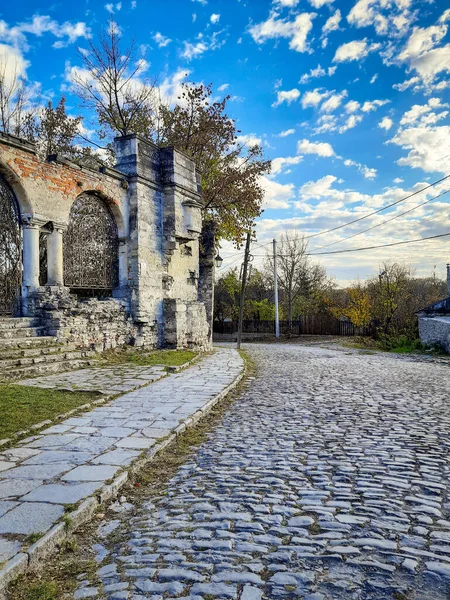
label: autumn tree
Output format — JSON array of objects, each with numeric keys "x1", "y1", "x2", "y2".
[
  {"x1": 331, "y1": 283, "x2": 372, "y2": 328},
  {"x1": 214, "y1": 268, "x2": 241, "y2": 325},
  {"x1": 33, "y1": 98, "x2": 82, "y2": 158},
  {"x1": 159, "y1": 83, "x2": 271, "y2": 244}
]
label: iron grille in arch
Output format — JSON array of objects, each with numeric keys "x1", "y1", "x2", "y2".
[
  {"x1": 63, "y1": 193, "x2": 119, "y2": 292},
  {"x1": 0, "y1": 174, "x2": 21, "y2": 315}
]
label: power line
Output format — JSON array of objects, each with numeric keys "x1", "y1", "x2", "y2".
[
  {"x1": 303, "y1": 174, "x2": 450, "y2": 240},
  {"x1": 250, "y1": 231, "x2": 450, "y2": 257},
  {"x1": 309, "y1": 231, "x2": 450, "y2": 255},
  {"x1": 312, "y1": 189, "x2": 450, "y2": 251}
]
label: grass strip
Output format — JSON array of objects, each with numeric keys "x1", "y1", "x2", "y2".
[{"x1": 0, "y1": 385, "x2": 101, "y2": 439}]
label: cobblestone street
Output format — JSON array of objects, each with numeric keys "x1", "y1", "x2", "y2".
[{"x1": 80, "y1": 343, "x2": 450, "y2": 600}]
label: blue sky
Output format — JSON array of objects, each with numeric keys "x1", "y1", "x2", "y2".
[{"x1": 1, "y1": 0, "x2": 450, "y2": 284}]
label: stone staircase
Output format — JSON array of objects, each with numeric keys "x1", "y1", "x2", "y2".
[{"x1": 0, "y1": 317, "x2": 98, "y2": 382}]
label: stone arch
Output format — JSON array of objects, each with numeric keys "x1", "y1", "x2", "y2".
[
  {"x1": 0, "y1": 170, "x2": 22, "y2": 314},
  {"x1": 0, "y1": 160, "x2": 33, "y2": 218},
  {"x1": 63, "y1": 191, "x2": 119, "y2": 294}
]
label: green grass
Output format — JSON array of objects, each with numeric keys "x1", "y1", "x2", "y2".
[
  {"x1": 343, "y1": 335, "x2": 447, "y2": 356},
  {"x1": 0, "y1": 385, "x2": 101, "y2": 439},
  {"x1": 99, "y1": 348, "x2": 198, "y2": 368}
]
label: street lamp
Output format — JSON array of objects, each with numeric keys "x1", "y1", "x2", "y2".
[{"x1": 215, "y1": 254, "x2": 223, "y2": 269}]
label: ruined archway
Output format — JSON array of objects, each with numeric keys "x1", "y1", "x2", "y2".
[
  {"x1": 63, "y1": 193, "x2": 119, "y2": 295},
  {"x1": 0, "y1": 174, "x2": 22, "y2": 315}
]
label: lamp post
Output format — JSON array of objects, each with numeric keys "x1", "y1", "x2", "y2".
[{"x1": 215, "y1": 254, "x2": 223, "y2": 269}]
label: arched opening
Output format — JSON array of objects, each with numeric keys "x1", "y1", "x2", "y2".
[
  {"x1": 63, "y1": 193, "x2": 119, "y2": 296},
  {"x1": 0, "y1": 174, "x2": 22, "y2": 315}
]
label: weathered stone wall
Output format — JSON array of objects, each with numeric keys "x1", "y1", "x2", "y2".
[
  {"x1": 0, "y1": 132, "x2": 212, "y2": 351},
  {"x1": 418, "y1": 316, "x2": 450, "y2": 352}
]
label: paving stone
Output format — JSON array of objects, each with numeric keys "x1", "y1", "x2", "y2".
[
  {"x1": 0, "y1": 502, "x2": 64, "y2": 534},
  {"x1": 115, "y1": 437, "x2": 156, "y2": 450},
  {"x1": 0, "y1": 463, "x2": 75, "y2": 480},
  {"x1": 0, "y1": 500, "x2": 18, "y2": 516},
  {"x1": 0, "y1": 538, "x2": 22, "y2": 562},
  {"x1": 20, "y1": 482, "x2": 102, "y2": 503},
  {"x1": 62, "y1": 465, "x2": 119, "y2": 482},
  {"x1": 22, "y1": 451, "x2": 94, "y2": 465},
  {"x1": 0, "y1": 478, "x2": 43, "y2": 499},
  {"x1": 91, "y1": 449, "x2": 140, "y2": 466}
]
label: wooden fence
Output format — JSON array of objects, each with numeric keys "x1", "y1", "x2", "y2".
[{"x1": 214, "y1": 316, "x2": 373, "y2": 337}]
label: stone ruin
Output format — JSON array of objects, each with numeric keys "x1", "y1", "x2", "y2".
[{"x1": 0, "y1": 131, "x2": 215, "y2": 352}]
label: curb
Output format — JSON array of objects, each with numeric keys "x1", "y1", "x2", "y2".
[{"x1": 0, "y1": 354, "x2": 245, "y2": 595}]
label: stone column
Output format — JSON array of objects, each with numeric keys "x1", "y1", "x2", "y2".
[
  {"x1": 47, "y1": 227, "x2": 65, "y2": 286},
  {"x1": 21, "y1": 221, "x2": 40, "y2": 316},
  {"x1": 118, "y1": 238, "x2": 128, "y2": 288},
  {"x1": 22, "y1": 222, "x2": 40, "y2": 289}
]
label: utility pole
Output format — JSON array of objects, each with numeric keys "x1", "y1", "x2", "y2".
[
  {"x1": 237, "y1": 232, "x2": 252, "y2": 350},
  {"x1": 273, "y1": 238, "x2": 280, "y2": 338}
]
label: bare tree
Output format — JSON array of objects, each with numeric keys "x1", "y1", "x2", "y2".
[
  {"x1": 70, "y1": 20, "x2": 156, "y2": 140},
  {"x1": 266, "y1": 232, "x2": 309, "y2": 332},
  {"x1": 0, "y1": 59, "x2": 35, "y2": 139}
]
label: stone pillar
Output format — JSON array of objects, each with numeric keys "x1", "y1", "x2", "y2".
[
  {"x1": 22, "y1": 222, "x2": 40, "y2": 289},
  {"x1": 118, "y1": 238, "x2": 128, "y2": 288},
  {"x1": 47, "y1": 227, "x2": 64, "y2": 286},
  {"x1": 22, "y1": 221, "x2": 40, "y2": 315}
]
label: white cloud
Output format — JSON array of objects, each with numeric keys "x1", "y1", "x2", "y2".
[
  {"x1": 333, "y1": 39, "x2": 380, "y2": 63},
  {"x1": 320, "y1": 90, "x2": 348, "y2": 112},
  {"x1": 278, "y1": 128, "x2": 296, "y2": 137},
  {"x1": 236, "y1": 133, "x2": 263, "y2": 147},
  {"x1": 378, "y1": 116, "x2": 393, "y2": 130},
  {"x1": 339, "y1": 114, "x2": 363, "y2": 133},
  {"x1": 393, "y1": 177, "x2": 404, "y2": 183},
  {"x1": 389, "y1": 125, "x2": 450, "y2": 174},
  {"x1": 345, "y1": 100, "x2": 360, "y2": 113},
  {"x1": 261, "y1": 176, "x2": 295, "y2": 209},
  {"x1": 181, "y1": 40, "x2": 208, "y2": 60},
  {"x1": 299, "y1": 64, "x2": 336, "y2": 84},
  {"x1": 400, "y1": 98, "x2": 448, "y2": 126},
  {"x1": 394, "y1": 23, "x2": 450, "y2": 89},
  {"x1": 370, "y1": 74, "x2": 378, "y2": 83},
  {"x1": 0, "y1": 43, "x2": 29, "y2": 85},
  {"x1": 309, "y1": 0, "x2": 334, "y2": 7},
  {"x1": 249, "y1": 11, "x2": 316, "y2": 53},
  {"x1": 218, "y1": 83, "x2": 229, "y2": 92},
  {"x1": 158, "y1": 69, "x2": 192, "y2": 106},
  {"x1": 153, "y1": 32, "x2": 172, "y2": 47},
  {"x1": 105, "y1": 2, "x2": 122, "y2": 12},
  {"x1": 297, "y1": 139, "x2": 335, "y2": 157},
  {"x1": 271, "y1": 155, "x2": 303, "y2": 175},
  {"x1": 322, "y1": 9, "x2": 341, "y2": 35},
  {"x1": 301, "y1": 88, "x2": 329, "y2": 108},
  {"x1": 273, "y1": 0, "x2": 300, "y2": 7},
  {"x1": 344, "y1": 159, "x2": 377, "y2": 179},
  {"x1": 361, "y1": 99, "x2": 389, "y2": 112},
  {"x1": 272, "y1": 87, "x2": 300, "y2": 107},
  {"x1": 192, "y1": 0, "x2": 207, "y2": 4},
  {"x1": 347, "y1": 0, "x2": 414, "y2": 37},
  {"x1": 0, "y1": 15, "x2": 91, "y2": 50},
  {"x1": 210, "y1": 13, "x2": 220, "y2": 24}
]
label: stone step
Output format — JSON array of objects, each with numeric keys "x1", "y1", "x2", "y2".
[
  {"x1": 0, "y1": 317, "x2": 40, "y2": 329},
  {"x1": 0, "y1": 326, "x2": 46, "y2": 340},
  {"x1": 0, "y1": 343, "x2": 78, "y2": 360},
  {"x1": 0, "y1": 336, "x2": 64, "y2": 350},
  {"x1": 0, "y1": 349, "x2": 97, "y2": 371},
  {"x1": 0, "y1": 358, "x2": 99, "y2": 382}
]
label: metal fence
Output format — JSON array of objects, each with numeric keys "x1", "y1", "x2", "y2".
[{"x1": 214, "y1": 316, "x2": 373, "y2": 337}]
